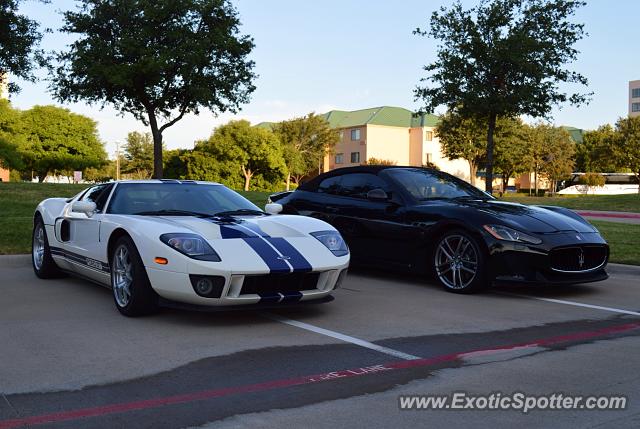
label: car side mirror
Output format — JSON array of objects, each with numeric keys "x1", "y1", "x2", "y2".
[
  {"x1": 264, "y1": 203, "x2": 283, "y2": 215},
  {"x1": 71, "y1": 201, "x2": 97, "y2": 217},
  {"x1": 366, "y1": 188, "x2": 389, "y2": 202}
]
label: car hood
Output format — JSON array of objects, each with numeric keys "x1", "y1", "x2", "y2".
[
  {"x1": 132, "y1": 214, "x2": 330, "y2": 240},
  {"x1": 431, "y1": 199, "x2": 594, "y2": 233}
]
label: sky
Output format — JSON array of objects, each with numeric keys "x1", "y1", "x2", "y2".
[{"x1": 10, "y1": 0, "x2": 640, "y2": 158}]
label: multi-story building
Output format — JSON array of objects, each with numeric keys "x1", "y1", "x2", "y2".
[
  {"x1": 630, "y1": 80, "x2": 640, "y2": 117},
  {"x1": 260, "y1": 106, "x2": 472, "y2": 181}
]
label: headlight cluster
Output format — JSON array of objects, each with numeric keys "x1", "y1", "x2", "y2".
[
  {"x1": 483, "y1": 224, "x2": 542, "y2": 245},
  {"x1": 160, "y1": 233, "x2": 221, "y2": 261},
  {"x1": 311, "y1": 231, "x2": 349, "y2": 256}
]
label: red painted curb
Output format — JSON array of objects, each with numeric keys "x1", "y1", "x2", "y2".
[{"x1": 1, "y1": 321, "x2": 639, "y2": 429}]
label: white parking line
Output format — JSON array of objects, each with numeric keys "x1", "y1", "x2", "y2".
[
  {"x1": 263, "y1": 313, "x2": 421, "y2": 361},
  {"x1": 502, "y1": 293, "x2": 640, "y2": 317}
]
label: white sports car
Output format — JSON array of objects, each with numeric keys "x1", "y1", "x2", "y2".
[{"x1": 32, "y1": 180, "x2": 350, "y2": 316}]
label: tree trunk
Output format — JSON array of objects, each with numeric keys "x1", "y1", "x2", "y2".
[
  {"x1": 286, "y1": 173, "x2": 291, "y2": 191},
  {"x1": 485, "y1": 113, "x2": 497, "y2": 194},
  {"x1": 241, "y1": 165, "x2": 253, "y2": 191},
  {"x1": 502, "y1": 172, "x2": 510, "y2": 194},
  {"x1": 147, "y1": 110, "x2": 164, "y2": 179},
  {"x1": 636, "y1": 172, "x2": 640, "y2": 194},
  {"x1": 469, "y1": 162, "x2": 477, "y2": 186},
  {"x1": 534, "y1": 166, "x2": 539, "y2": 197},
  {"x1": 37, "y1": 171, "x2": 47, "y2": 183}
]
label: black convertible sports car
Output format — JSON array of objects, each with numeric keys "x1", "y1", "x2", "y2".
[{"x1": 267, "y1": 166, "x2": 609, "y2": 293}]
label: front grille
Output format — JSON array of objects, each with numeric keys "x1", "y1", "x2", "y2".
[
  {"x1": 550, "y1": 245, "x2": 608, "y2": 272},
  {"x1": 240, "y1": 272, "x2": 320, "y2": 295}
]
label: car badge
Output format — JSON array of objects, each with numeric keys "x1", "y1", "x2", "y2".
[
  {"x1": 577, "y1": 249, "x2": 585, "y2": 268},
  {"x1": 276, "y1": 255, "x2": 291, "y2": 261}
]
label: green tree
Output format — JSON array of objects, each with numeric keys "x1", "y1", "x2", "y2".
[
  {"x1": 197, "y1": 120, "x2": 286, "y2": 191},
  {"x1": 611, "y1": 116, "x2": 640, "y2": 193},
  {"x1": 577, "y1": 125, "x2": 620, "y2": 172},
  {"x1": 414, "y1": 0, "x2": 589, "y2": 193},
  {"x1": 494, "y1": 118, "x2": 532, "y2": 193},
  {"x1": 365, "y1": 158, "x2": 397, "y2": 166},
  {"x1": 578, "y1": 172, "x2": 605, "y2": 194},
  {"x1": 0, "y1": 99, "x2": 23, "y2": 170},
  {"x1": 273, "y1": 113, "x2": 339, "y2": 190},
  {"x1": 436, "y1": 112, "x2": 486, "y2": 186},
  {"x1": 52, "y1": 0, "x2": 256, "y2": 179},
  {"x1": 163, "y1": 148, "x2": 188, "y2": 179},
  {"x1": 16, "y1": 105, "x2": 107, "y2": 181},
  {"x1": 0, "y1": 0, "x2": 46, "y2": 94},
  {"x1": 536, "y1": 125, "x2": 576, "y2": 195},
  {"x1": 121, "y1": 131, "x2": 155, "y2": 179}
]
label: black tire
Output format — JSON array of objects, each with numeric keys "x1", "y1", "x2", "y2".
[
  {"x1": 32, "y1": 216, "x2": 65, "y2": 279},
  {"x1": 432, "y1": 229, "x2": 488, "y2": 294},
  {"x1": 110, "y1": 235, "x2": 158, "y2": 317}
]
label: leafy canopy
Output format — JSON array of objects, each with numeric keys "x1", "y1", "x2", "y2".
[
  {"x1": 15, "y1": 105, "x2": 107, "y2": 181},
  {"x1": 51, "y1": 0, "x2": 256, "y2": 178},
  {"x1": 0, "y1": 0, "x2": 47, "y2": 94},
  {"x1": 195, "y1": 120, "x2": 286, "y2": 191},
  {"x1": 415, "y1": 0, "x2": 589, "y2": 192},
  {"x1": 611, "y1": 116, "x2": 640, "y2": 192},
  {"x1": 273, "y1": 113, "x2": 339, "y2": 189}
]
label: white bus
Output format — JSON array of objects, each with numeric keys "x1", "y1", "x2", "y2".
[{"x1": 558, "y1": 173, "x2": 639, "y2": 195}]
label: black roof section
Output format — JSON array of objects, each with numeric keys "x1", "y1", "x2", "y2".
[{"x1": 299, "y1": 165, "x2": 430, "y2": 191}]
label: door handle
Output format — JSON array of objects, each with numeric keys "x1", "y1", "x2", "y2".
[{"x1": 326, "y1": 206, "x2": 339, "y2": 213}]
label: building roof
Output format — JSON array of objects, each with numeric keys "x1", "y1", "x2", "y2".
[
  {"x1": 561, "y1": 126, "x2": 585, "y2": 144},
  {"x1": 321, "y1": 106, "x2": 439, "y2": 129},
  {"x1": 255, "y1": 106, "x2": 440, "y2": 131}
]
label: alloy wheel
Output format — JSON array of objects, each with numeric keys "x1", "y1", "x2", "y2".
[
  {"x1": 33, "y1": 224, "x2": 45, "y2": 271},
  {"x1": 113, "y1": 245, "x2": 133, "y2": 307},
  {"x1": 434, "y1": 234, "x2": 478, "y2": 290}
]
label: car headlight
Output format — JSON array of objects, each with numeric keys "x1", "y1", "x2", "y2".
[
  {"x1": 160, "y1": 233, "x2": 221, "y2": 261},
  {"x1": 310, "y1": 231, "x2": 349, "y2": 256},
  {"x1": 483, "y1": 224, "x2": 542, "y2": 245}
]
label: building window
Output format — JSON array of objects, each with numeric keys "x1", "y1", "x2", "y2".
[
  {"x1": 350, "y1": 152, "x2": 360, "y2": 163},
  {"x1": 351, "y1": 129, "x2": 361, "y2": 141},
  {"x1": 425, "y1": 153, "x2": 432, "y2": 164},
  {"x1": 339, "y1": 130, "x2": 344, "y2": 140},
  {"x1": 632, "y1": 88, "x2": 640, "y2": 98},
  {"x1": 425, "y1": 131, "x2": 433, "y2": 141},
  {"x1": 633, "y1": 103, "x2": 640, "y2": 112},
  {"x1": 335, "y1": 153, "x2": 344, "y2": 164}
]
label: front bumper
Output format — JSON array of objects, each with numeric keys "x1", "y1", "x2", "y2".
[
  {"x1": 146, "y1": 265, "x2": 348, "y2": 306},
  {"x1": 487, "y1": 231, "x2": 609, "y2": 286}
]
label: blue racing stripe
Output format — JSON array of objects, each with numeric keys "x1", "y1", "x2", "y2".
[
  {"x1": 219, "y1": 224, "x2": 255, "y2": 239},
  {"x1": 265, "y1": 238, "x2": 313, "y2": 273},
  {"x1": 242, "y1": 237, "x2": 290, "y2": 274}
]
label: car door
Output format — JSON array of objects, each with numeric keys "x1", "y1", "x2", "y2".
[
  {"x1": 312, "y1": 173, "x2": 412, "y2": 267},
  {"x1": 62, "y1": 183, "x2": 114, "y2": 282}
]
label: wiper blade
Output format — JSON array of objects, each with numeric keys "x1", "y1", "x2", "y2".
[
  {"x1": 133, "y1": 209, "x2": 213, "y2": 217},
  {"x1": 213, "y1": 209, "x2": 266, "y2": 217}
]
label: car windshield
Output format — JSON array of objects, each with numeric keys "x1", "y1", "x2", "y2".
[
  {"x1": 386, "y1": 169, "x2": 491, "y2": 201},
  {"x1": 107, "y1": 182, "x2": 261, "y2": 216}
]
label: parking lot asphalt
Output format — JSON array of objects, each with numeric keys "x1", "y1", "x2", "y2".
[{"x1": 1, "y1": 255, "x2": 639, "y2": 428}]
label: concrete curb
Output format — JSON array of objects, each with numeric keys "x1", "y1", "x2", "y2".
[{"x1": 606, "y1": 263, "x2": 640, "y2": 276}]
